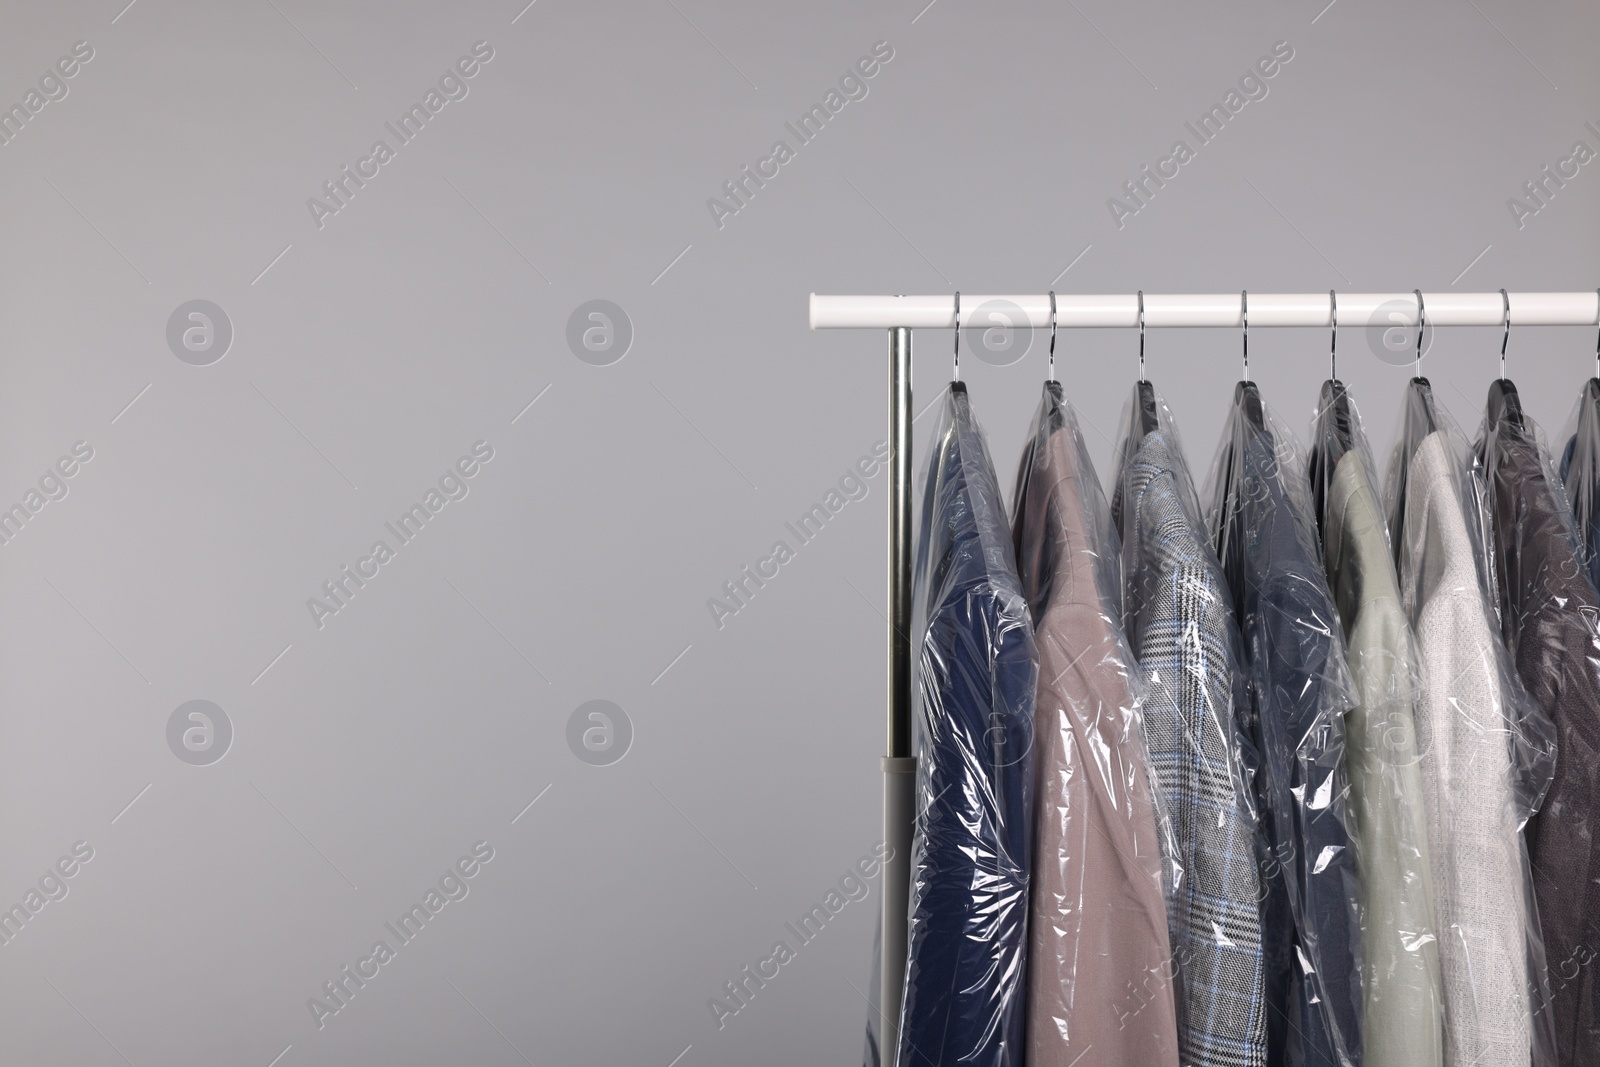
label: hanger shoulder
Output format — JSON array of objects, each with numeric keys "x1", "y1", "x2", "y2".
[
  {"x1": 1136, "y1": 379, "x2": 1160, "y2": 436},
  {"x1": 1410, "y1": 377, "x2": 1439, "y2": 434},
  {"x1": 1234, "y1": 380, "x2": 1265, "y2": 430},
  {"x1": 1487, "y1": 377, "x2": 1526, "y2": 431},
  {"x1": 1319, "y1": 379, "x2": 1354, "y2": 455}
]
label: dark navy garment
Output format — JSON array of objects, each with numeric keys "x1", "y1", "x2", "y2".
[
  {"x1": 1210, "y1": 387, "x2": 1363, "y2": 1067},
  {"x1": 898, "y1": 384, "x2": 1036, "y2": 1067}
]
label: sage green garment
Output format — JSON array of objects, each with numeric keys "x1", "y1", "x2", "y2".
[{"x1": 1323, "y1": 451, "x2": 1444, "y2": 1067}]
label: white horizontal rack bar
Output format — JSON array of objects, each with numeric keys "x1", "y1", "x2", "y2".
[{"x1": 809, "y1": 292, "x2": 1600, "y2": 330}]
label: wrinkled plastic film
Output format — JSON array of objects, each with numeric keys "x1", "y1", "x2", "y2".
[
  {"x1": 897, "y1": 383, "x2": 1036, "y2": 1067},
  {"x1": 1205, "y1": 382, "x2": 1363, "y2": 1067},
  {"x1": 1557, "y1": 378, "x2": 1600, "y2": 591},
  {"x1": 1383, "y1": 379, "x2": 1556, "y2": 1067},
  {"x1": 1011, "y1": 381, "x2": 1177, "y2": 1067},
  {"x1": 1476, "y1": 386, "x2": 1599, "y2": 1066},
  {"x1": 1462, "y1": 397, "x2": 1560, "y2": 820},
  {"x1": 1110, "y1": 382, "x2": 1268, "y2": 1067},
  {"x1": 1309, "y1": 382, "x2": 1443, "y2": 1067}
]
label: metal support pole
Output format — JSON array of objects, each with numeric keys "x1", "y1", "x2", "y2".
[{"x1": 881, "y1": 326, "x2": 915, "y2": 1065}]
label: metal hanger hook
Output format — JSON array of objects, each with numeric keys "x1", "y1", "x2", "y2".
[
  {"x1": 1329, "y1": 290, "x2": 1337, "y2": 381},
  {"x1": 1241, "y1": 290, "x2": 1250, "y2": 382},
  {"x1": 1500, "y1": 288, "x2": 1510, "y2": 381},
  {"x1": 1048, "y1": 290, "x2": 1057, "y2": 382},
  {"x1": 952, "y1": 291, "x2": 961, "y2": 380},
  {"x1": 1414, "y1": 289, "x2": 1425, "y2": 378},
  {"x1": 1137, "y1": 290, "x2": 1146, "y2": 382}
]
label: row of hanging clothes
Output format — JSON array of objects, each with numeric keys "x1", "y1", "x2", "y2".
[{"x1": 872, "y1": 297, "x2": 1600, "y2": 1067}]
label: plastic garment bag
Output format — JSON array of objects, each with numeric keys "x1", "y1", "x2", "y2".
[
  {"x1": 1557, "y1": 377, "x2": 1600, "y2": 591},
  {"x1": 1308, "y1": 381, "x2": 1443, "y2": 1067},
  {"x1": 1011, "y1": 381, "x2": 1179, "y2": 1067},
  {"x1": 898, "y1": 382, "x2": 1036, "y2": 1067},
  {"x1": 1206, "y1": 381, "x2": 1363, "y2": 1067},
  {"x1": 1476, "y1": 379, "x2": 1600, "y2": 1066},
  {"x1": 1384, "y1": 376, "x2": 1556, "y2": 1067},
  {"x1": 1110, "y1": 380, "x2": 1269, "y2": 1067},
  {"x1": 861, "y1": 909, "x2": 883, "y2": 1067}
]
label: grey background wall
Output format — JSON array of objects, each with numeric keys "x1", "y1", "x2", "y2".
[{"x1": 0, "y1": 0, "x2": 1594, "y2": 1064}]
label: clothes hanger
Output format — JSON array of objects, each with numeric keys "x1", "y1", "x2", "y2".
[
  {"x1": 1233, "y1": 289, "x2": 1265, "y2": 430},
  {"x1": 1115, "y1": 291, "x2": 1163, "y2": 539},
  {"x1": 1134, "y1": 290, "x2": 1160, "y2": 438},
  {"x1": 1012, "y1": 291, "x2": 1067, "y2": 612},
  {"x1": 1486, "y1": 288, "x2": 1527, "y2": 431},
  {"x1": 1320, "y1": 290, "x2": 1355, "y2": 457},
  {"x1": 1387, "y1": 291, "x2": 1443, "y2": 560},
  {"x1": 1048, "y1": 290, "x2": 1058, "y2": 384},
  {"x1": 1311, "y1": 291, "x2": 1353, "y2": 530},
  {"x1": 1585, "y1": 286, "x2": 1600, "y2": 412},
  {"x1": 1410, "y1": 378, "x2": 1439, "y2": 434},
  {"x1": 1486, "y1": 378, "x2": 1526, "y2": 431},
  {"x1": 950, "y1": 290, "x2": 967, "y2": 396},
  {"x1": 1214, "y1": 292, "x2": 1265, "y2": 581},
  {"x1": 1407, "y1": 288, "x2": 1439, "y2": 434},
  {"x1": 1044, "y1": 291, "x2": 1067, "y2": 428},
  {"x1": 1570, "y1": 295, "x2": 1600, "y2": 558}
]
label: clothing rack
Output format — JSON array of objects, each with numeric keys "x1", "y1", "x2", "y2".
[
  {"x1": 809, "y1": 289, "x2": 1600, "y2": 1060},
  {"x1": 811, "y1": 291, "x2": 1600, "y2": 329}
]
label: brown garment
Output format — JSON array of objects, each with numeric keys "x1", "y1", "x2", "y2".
[{"x1": 1013, "y1": 384, "x2": 1180, "y2": 1067}]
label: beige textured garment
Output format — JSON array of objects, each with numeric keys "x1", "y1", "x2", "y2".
[
  {"x1": 1323, "y1": 451, "x2": 1443, "y2": 1067},
  {"x1": 1400, "y1": 432, "x2": 1533, "y2": 1067},
  {"x1": 1014, "y1": 406, "x2": 1179, "y2": 1067}
]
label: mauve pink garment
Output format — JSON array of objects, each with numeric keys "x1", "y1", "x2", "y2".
[{"x1": 1013, "y1": 390, "x2": 1180, "y2": 1067}]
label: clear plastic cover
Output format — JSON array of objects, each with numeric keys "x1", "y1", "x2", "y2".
[
  {"x1": 1383, "y1": 376, "x2": 1557, "y2": 1067},
  {"x1": 1475, "y1": 380, "x2": 1600, "y2": 1066},
  {"x1": 1110, "y1": 380, "x2": 1269, "y2": 1067},
  {"x1": 1308, "y1": 381, "x2": 1443, "y2": 1067},
  {"x1": 1205, "y1": 381, "x2": 1362, "y2": 1067},
  {"x1": 898, "y1": 382, "x2": 1037, "y2": 1067},
  {"x1": 1011, "y1": 381, "x2": 1178, "y2": 1066},
  {"x1": 1557, "y1": 378, "x2": 1600, "y2": 591},
  {"x1": 861, "y1": 909, "x2": 883, "y2": 1067}
]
